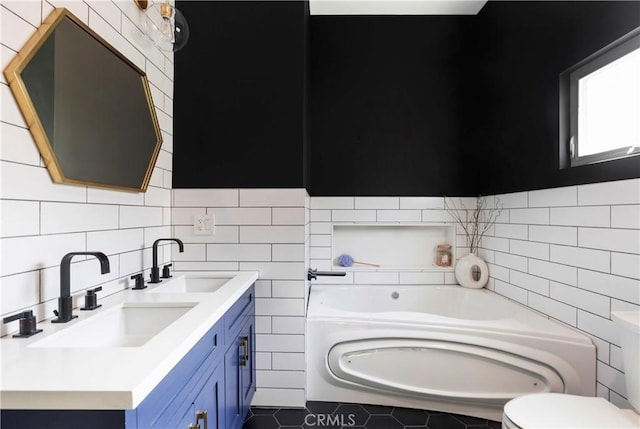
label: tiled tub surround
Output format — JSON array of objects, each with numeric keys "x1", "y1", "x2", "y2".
[
  {"x1": 171, "y1": 188, "x2": 310, "y2": 407},
  {"x1": 308, "y1": 183, "x2": 640, "y2": 410},
  {"x1": 0, "y1": 2, "x2": 175, "y2": 336},
  {"x1": 478, "y1": 178, "x2": 640, "y2": 410}
]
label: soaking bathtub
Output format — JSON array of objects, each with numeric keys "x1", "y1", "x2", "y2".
[{"x1": 306, "y1": 285, "x2": 596, "y2": 421}]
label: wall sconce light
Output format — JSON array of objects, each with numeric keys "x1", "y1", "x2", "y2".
[{"x1": 135, "y1": 0, "x2": 190, "y2": 52}]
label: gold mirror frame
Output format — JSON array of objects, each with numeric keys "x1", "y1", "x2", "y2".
[{"x1": 3, "y1": 8, "x2": 163, "y2": 192}]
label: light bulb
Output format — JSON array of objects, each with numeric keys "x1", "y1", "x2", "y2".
[
  {"x1": 159, "y1": 1, "x2": 174, "y2": 42},
  {"x1": 160, "y1": 16, "x2": 174, "y2": 41},
  {"x1": 143, "y1": 1, "x2": 189, "y2": 52}
]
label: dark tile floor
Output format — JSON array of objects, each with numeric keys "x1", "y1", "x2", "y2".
[{"x1": 242, "y1": 402, "x2": 502, "y2": 429}]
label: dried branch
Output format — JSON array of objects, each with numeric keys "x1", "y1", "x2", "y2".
[{"x1": 444, "y1": 196, "x2": 503, "y2": 254}]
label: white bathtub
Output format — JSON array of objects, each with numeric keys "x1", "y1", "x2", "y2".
[{"x1": 306, "y1": 285, "x2": 596, "y2": 421}]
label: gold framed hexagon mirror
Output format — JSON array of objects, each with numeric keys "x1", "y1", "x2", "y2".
[{"x1": 3, "y1": 8, "x2": 162, "y2": 192}]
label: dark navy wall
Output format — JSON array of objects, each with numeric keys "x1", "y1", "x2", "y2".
[
  {"x1": 308, "y1": 1, "x2": 640, "y2": 196},
  {"x1": 309, "y1": 16, "x2": 483, "y2": 196},
  {"x1": 173, "y1": 1, "x2": 308, "y2": 189},
  {"x1": 477, "y1": 1, "x2": 640, "y2": 195},
  {"x1": 173, "y1": 1, "x2": 639, "y2": 195}
]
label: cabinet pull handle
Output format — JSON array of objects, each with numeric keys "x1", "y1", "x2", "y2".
[
  {"x1": 239, "y1": 337, "x2": 249, "y2": 366},
  {"x1": 243, "y1": 335, "x2": 250, "y2": 363},
  {"x1": 196, "y1": 410, "x2": 208, "y2": 429}
]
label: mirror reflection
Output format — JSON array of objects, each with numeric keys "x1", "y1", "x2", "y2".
[{"x1": 4, "y1": 8, "x2": 162, "y2": 192}]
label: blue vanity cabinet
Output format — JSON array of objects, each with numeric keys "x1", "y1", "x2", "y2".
[
  {"x1": 224, "y1": 287, "x2": 256, "y2": 429},
  {"x1": 0, "y1": 320, "x2": 226, "y2": 429},
  {"x1": 0, "y1": 284, "x2": 256, "y2": 429}
]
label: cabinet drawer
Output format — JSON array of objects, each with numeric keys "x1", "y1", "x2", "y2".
[
  {"x1": 224, "y1": 284, "x2": 255, "y2": 346},
  {"x1": 131, "y1": 319, "x2": 224, "y2": 428}
]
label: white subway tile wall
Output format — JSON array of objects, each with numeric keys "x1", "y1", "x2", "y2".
[
  {"x1": 0, "y1": 1, "x2": 174, "y2": 335},
  {"x1": 171, "y1": 188, "x2": 309, "y2": 407},
  {"x1": 482, "y1": 179, "x2": 640, "y2": 409}
]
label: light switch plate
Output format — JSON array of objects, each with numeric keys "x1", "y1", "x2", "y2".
[{"x1": 193, "y1": 215, "x2": 215, "y2": 235}]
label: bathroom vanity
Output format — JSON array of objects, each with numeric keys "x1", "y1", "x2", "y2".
[{"x1": 0, "y1": 271, "x2": 257, "y2": 429}]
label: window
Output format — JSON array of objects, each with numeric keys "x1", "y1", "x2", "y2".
[{"x1": 560, "y1": 28, "x2": 640, "y2": 168}]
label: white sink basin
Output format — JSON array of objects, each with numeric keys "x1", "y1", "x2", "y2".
[
  {"x1": 31, "y1": 302, "x2": 197, "y2": 348},
  {"x1": 147, "y1": 275, "x2": 233, "y2": 294}
]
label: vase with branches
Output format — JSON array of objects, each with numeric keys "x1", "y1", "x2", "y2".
[
  {"x1": 444, "y1": 196, "x2": 502, "y2": 288},
  {"x1": 444, "y1": 196, "x2": 503, "y2": 255}
]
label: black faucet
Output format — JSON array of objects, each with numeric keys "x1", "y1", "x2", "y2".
[
  {"x1": 150, "y1": 238, "x2": 184, "y2": 283},
  {"x1": 307, "y1": 268, "x2": 347, "y2": 281},
  {"x1": 53, "y1": 252, "x2": 110, "y2": 323}
]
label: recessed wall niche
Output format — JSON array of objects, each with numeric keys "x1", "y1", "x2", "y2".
[{"x1": 332, "y1": 224, "x2": 456, "y2": 270}]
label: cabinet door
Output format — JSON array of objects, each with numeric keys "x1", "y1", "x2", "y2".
[
  {"x1": 193, "y1": 362, "x2": 225, "y2": 429},
  {"x1": 225, "y1": 318, "x2": 256, "y2": 429},
  {"x1": 133, "y1": 321, "x2": 224, "y2": 428},
  {"x1": 240, "y1": 320, "x2": 255, "y2": 416},
  {"x1": 174, "y1": 403, "x2": 196, "y2": 429},
  {"x1": 224, "y1": 332, "x2": 243, "y2": 429},
  {"x1": 169, "y1": 361, "x2": 225, "y2": 429}
]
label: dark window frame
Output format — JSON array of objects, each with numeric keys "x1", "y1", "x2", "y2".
[{"x1": 559, "y1": 28, "x2": 640, "y2": 169}]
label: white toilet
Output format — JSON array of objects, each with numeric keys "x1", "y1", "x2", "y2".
[{"x1": 502, "y1": 310, "x2": 640, "y2": 429}]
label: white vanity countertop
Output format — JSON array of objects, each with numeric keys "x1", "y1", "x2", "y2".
[{"x1": 0, "y1": 271, "x2": 258, "y2": 410}]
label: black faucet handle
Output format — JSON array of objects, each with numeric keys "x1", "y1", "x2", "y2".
[
  {"x1": 161, "y1": 263, "x2": 173, "y2": 279},
  {"x1": 81, "y1": 286, "x2": 102, "y2": 311},
  {"x1": 3, "y1": 310, "x2": 43, "y2": 338},
  {"x1": 3, "y1": 310, "x2": 33, "y2": 324},
  {"x1": 131, "y1": 273, "x2": 147, "y2": 290}
]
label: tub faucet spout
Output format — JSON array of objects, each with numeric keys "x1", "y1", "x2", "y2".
[
  {"x1": 53, "y1": 251, "x2": 110, "y2": 323},
  {"x1": 150, "y1": 238, "x2": 184, "y2": 283},
  {"x1": 308, "y1": 268, "x2": 346, "y2": 281}
]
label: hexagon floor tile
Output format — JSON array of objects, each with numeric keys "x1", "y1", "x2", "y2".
[{"x1": 242, "y1": 402, "x2": 501, "y2": 429}]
